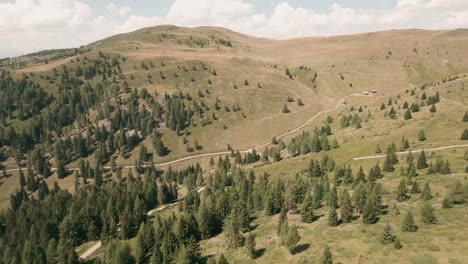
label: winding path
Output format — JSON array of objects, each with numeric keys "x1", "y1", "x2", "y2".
[
  {"x1": 353, "y1": 144, "x2": 468, "y2": 161},
  {"x1": 5, "y1": 93, "x2": 361, "y2": 174}
]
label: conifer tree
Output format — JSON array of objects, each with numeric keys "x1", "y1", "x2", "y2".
[
  {"x1": 328, "y1": 186, "x2": 338, "y2": 209},
  {"x1": 340, "y1": 190, "x2": 354, "y2": 223},
  {"x1": 420, "y1": 202, "x2": 437, "y2": 224},
  {"x1": 461, "y1": 129, "x2": 468, "y2": 140},
  {"x1": 285, "y1": 224, "x2": 300, "y2": 254},
  {"x1": 401, "y1": 211, "x2": 417, "y2": 232},
  {"x1": 300, "y1": 192, "x2": 315, "y2": 223},
  {"x1": 404, "y1": 108, "x2": 412, "y2": 120},
  {"x1": 418, "y1": 129, "x2": 426, "y2": 141},
  {"x1": 416, "y1": 150, "x2": 428, "y2": 169},
  {"x1": 442, "y1": 197, "x2": 451, "y2": 209},
  {"x1": 328, "y1": 206, "x2": 339, "y2": 227},
  {"x1": 282, "y1": 104, "x2": 289, "y2": 114},
  {"x1": 429, "y1": 103, "x2": 436, "y2": 113},
  {"x1": 410, "y1": 181, "x2": 420, "y2": 194},
  {"x1": 394, "y1": 238, "x2": 402, "y2": 249},
  {"x1": 362, "y1": 196, "x2": 378, "y2": 224},
  {"x1": 420, "y1": 182, "x2": 432, "y2": 200},
  {"x1": 380, "y1": 223, "x2": 396, "y2": 245},
  {"x1": 19, "y1": 167, "x2": 26, "y2": 188},
  {"x1": 321, "y1": 246, "x2": 333, "y2": 264},
  {"x1": 388, "y1": 107, "x2": 396, "y2": 119},
  {"x1": 463, "y1": 111, "x2": 468, "y2": 122},
  {"x1": 224, "y1": 211, "x2": 244, "y2": 249},
  {"x1": 396, "y1": 179, "x2": 409, "y2": 202},
  {"x1": 245, "y1": 233, "x2": 256, "y2": 259}
]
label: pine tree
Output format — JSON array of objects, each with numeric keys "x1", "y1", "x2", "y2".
[
  {"x1": 420, "y1": 182, "x2": 432, "y2": 200},
  {"x1": 396, "y1": 179, "x2": 409, "y2": 202},
  {"x1": 463, "y1": 111, "x2": 468, "y2": 122},
  {"x1": 245, "y1": 233, "x2": 256, "y2": 259},
  {"x1": 380, "y1": 223, "x2": 396, "y2": 245},
  {"x1": 19, "y1": 167, "x2": 26, "y2": 188},
  {"x1": 154, "y1": 137, "x2": 168, "y2": 156},
  {"x1": 394, "y1": 238, "x2": 402, "y2": 249},
  {"x1": 429, "y1": 103, "x2": 436, "y2": 113},
  {"x1": 362, "y1": 197, "x2": 378, "y2": 224},
  {"x1": 56, "y1": 158, "x2": 67, "y2": 179},
  {"x1": 217, "y1": 254, "x2": 228, "y2": 264},
  {"x1": 420, "y1": 202, "x2": 437, "y2": 224},
  {"x1": 285, "y1": 224, "x2": 300, "y2": 254},
  {"x1": 282, "y1": 104, "x2": 289, "y2": 113},
  {"x1": 300, "y1": 192, "x2": 315, "y2": 223},
  {"x1": 320, "y1": 246, "x2": 333, "y2": 264},
  {"x1": 328, "y1": 186, "x2": 338, "y2": 209},
  {"x1": 442, "y1": 197, "x2": 451, "y2": 209},
  {"x1": 340, "y1": 191, "x2": 354, "y2": 223},
  {"x1": 418, "y1": 129, "x2": 426, "y2": 141},
  {"x1": 416, "y1": 150, "x2": 428, "y2": 169},
  {"x1": 404, "y1": 108, "x2": 412, "y2": 120},
  {"x1": 224, "y1": 211, "x2": 244, "y2": 249},
  {"x1": 328, "y1": 206, "x2": 339, "y2": 227},
  {"x1": 410, "y1": 180, "x2": 420, "y2": 194},
  {"x1": 401, "y1": 211, "x2": 417, "y2": 232},
  {"x1": 388, "y1": 107, "x2": 396, "y2": 119},
  {"x1": 461, "y1": 129, "x2": 468, "y2": 140}
]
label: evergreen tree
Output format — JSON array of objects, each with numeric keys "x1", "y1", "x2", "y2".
[
  {"x1": 340, "y1": 191, "x2": 354, "y2": 223},
  {"x1": 224, "y1": 211, "x2": 244, "y2": 249},
  {"x1": 320, "y1": 246, "x2": 333, "y2": 264},
  {"x1": 328, "y1": 186, "x2": 338, "y2": 209},
  {"x1": 388, "y1": 107, "x2": 396, "y2": 119},
  {"x1": 396, "y1": 179, "x2": 409, "y2": 202},
  {"x1": 394, "y1": 238, "x2": 402, "y2": 249},
  {"x1": 420, "y1": 202, "x2": 437, "y2": 224},
  {"x1": 362, "y1": 197, "x2": 378, "y2": 224},
  {"x1": 56, "y1": 158, "x2": 67, "y2": 179},
  {"x1": 420, "y1": 182, "x2": 432, "y2": 201},
  {"x1": 461, "y1": 129, "x2": 468, "y2": 140},
  {"x1": 284, "y1": 224, "x2": 300, "y2": 254},
  {"x1": 410, "y1": 181, "x2": 420, "y2": 194},
  {"x1": 429, "y1": 103, "x2": 436, "y2": 113},
  {"x1": 442, "y1": 197, "x2": 451, "y2": 209},
  {"x1": 416, "y1": 150, "x2": 428, "y2": 169},
  {"x1": 401, "y1": 211, "x2": 417, "y2": 232},
  {"x1": 217, "y1": 254, "x2": 228, "y2": 264},
  {"x1": 245, "y1": 233, "x2": 256, "y2": 259},
  {"x1": 418, "y1": 129, "x2": 426, "y2": 141},
  {"x1": 19, "y1": 167, "x2": 26, "y2": 188},
  {"x1": 463, "y1": 111, "x2": 468, "y2": 122},
  {"x1": 328, "y1": 206, "x2": 338, "y2": 227},
  {"x1": 300, "y1": 192, "x2": 315, "y2": 223},
  {"x1": 380, "y1": 223, "x2": 396, "y2": 245},
  {"x1": 404, "y1": 108, "x2": 412, "y2": 120}
]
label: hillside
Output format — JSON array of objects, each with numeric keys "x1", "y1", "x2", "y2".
[{"x1": 0, "y1": 25, "x2": 468, "y2": 264}]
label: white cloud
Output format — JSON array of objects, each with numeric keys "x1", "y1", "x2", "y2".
[
  {"x1": 107, "y1": 2, "x2": 131, "y2": 18},
  {"x1": 1, "y1": 0, "x2": 468, "y2": 58}
]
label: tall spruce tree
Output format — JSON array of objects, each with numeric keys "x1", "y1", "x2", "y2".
[
  {"x1": 416, "y1": 151, "x2": 428, "y2": 169},
  {"x1": 420, "y1": 202, "x2": 437, "y2": 224},
  {"x1": 401, "y1": 211, "x2": 417, "y2": 232},
  {"x1": 380, "y1": 223, "x2": 396, "y2": 245}
]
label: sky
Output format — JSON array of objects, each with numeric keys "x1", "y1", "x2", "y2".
[{"x1": 1, "y1": 0, "x2": 468, "y2": 58}]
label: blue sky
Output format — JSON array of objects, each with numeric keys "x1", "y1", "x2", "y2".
[
  {"x1": 1, "y1": 0, "x2": 468, "y2": 58},
  {"x1": 81, "y1": 0, "x2": 396, "y2": 17}
]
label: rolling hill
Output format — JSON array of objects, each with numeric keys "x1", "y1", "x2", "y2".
[{"x1": 0, "y1": 25, "x2": 468, "y2": 264}]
